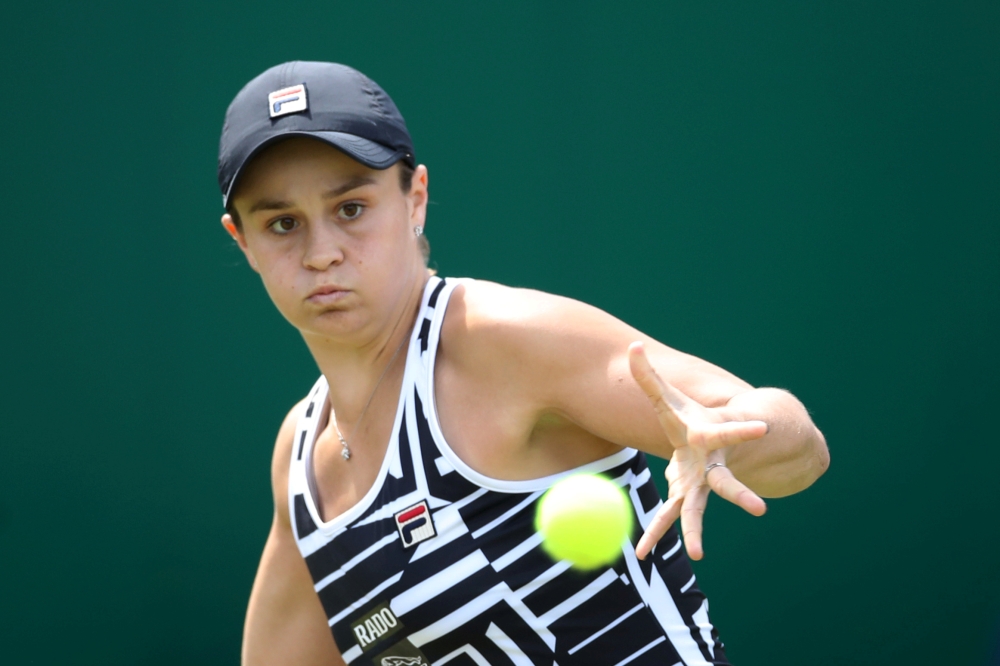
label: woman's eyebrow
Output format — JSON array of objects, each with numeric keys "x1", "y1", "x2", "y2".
[
  {"x1": 322, "y1": 176, "x2": 377, "y2": 199},
  {"x1": 246, "y1": 177, "x2": 377, "y2": 214},
  {"x1": 248, "y1": 198, "x2": 293, "y2": 214}
]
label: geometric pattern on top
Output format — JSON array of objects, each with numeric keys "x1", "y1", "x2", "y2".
[{"x1": 289, "y1": 276, "x2": 730, "y2": 666}]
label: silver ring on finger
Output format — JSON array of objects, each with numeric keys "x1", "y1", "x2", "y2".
[{"x1": 704, "y1": 462, "x2": 727, "y2": 481}]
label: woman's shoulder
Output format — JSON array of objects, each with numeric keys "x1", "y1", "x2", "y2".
[
  {"x1": 269, "y1": 397, "x2": 311, "y2": 522},
  {"x1": 441, "y1": 278, "x2": 556, "y2": 350},
  {"x1": 439, "y1": 277, "x2": 629, "y2": 372},
  {"x1": 444, "y1": 278, "x2": 596, "y2": 330}
]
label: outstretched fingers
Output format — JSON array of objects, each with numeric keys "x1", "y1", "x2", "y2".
[
  {"x1": 629, "y1": 341, "x2": 768, "y2": 561},
  {"x1": 636, "y1": 472, "x2": 765, "y2": 560},
  {"x1": 635, "y1": 494, "x2": 683, "y2": 560},
  {"x1": 706, "y1": 465, "x2": 767, "y2": 516},
  {"x1": 628, "y1": 342, "x2": 690, "y2": 443},
  {"x1": 689, "y1": 419, "x2": 769, "y2": 450},
  {"x1": 679, "y1": 484, "x2": 711, "y2": 560}
]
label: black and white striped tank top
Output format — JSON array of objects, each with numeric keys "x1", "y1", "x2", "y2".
[{"x1": 289, "y1": 276, "x2": 729, "y2": 666}]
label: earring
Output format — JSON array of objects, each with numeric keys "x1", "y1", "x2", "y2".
[{"x1": 414, "y1": 226, "x2": 423, "y2": 237}]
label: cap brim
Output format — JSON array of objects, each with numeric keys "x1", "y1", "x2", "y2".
[{"x1": 223, "y1": 131, "x2": 409, "y2": 208}]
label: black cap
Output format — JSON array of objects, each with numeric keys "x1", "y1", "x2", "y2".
[{"x1": 218, "y1": 61, "x2": 415, "y2": 207}]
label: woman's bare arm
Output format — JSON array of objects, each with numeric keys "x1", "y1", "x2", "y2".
[
  {"x1": 449, "y1": 280, "x2": 829, "y2": 559},
  {"x1": 242, "y1": 402, "x2": 343, "y2": 666}
]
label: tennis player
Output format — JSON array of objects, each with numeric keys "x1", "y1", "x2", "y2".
[{"x1": 218, "y1": 62, "x2": 828, "y2": 666}]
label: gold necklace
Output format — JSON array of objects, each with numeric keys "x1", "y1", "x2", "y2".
[{"x1": 330, "y1": 330, "x2": 410, "y2": 461}]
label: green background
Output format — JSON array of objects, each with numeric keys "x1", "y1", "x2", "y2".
[{"x1": 1, "y1": 1, "x2": 997, "y2": 664}]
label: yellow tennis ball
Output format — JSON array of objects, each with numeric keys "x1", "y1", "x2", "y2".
[{"x1": 535, "y1": 473, "x2": 633, "y2": 570}]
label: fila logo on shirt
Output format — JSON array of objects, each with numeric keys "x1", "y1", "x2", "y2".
[
  {"x1": 268, "y1": 84, "x2": 308, "y2": 118},
  {"x1": 394, "y1": 500, "x2": 436, "y2": 547}
]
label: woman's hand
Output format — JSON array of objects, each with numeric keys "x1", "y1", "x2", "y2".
[{"x1": 628, "y1": 342, "x2": 769, "y2": 560}]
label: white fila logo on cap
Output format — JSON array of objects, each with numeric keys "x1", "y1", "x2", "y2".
[
  {"x1": 394, "y1": 500, "x2": 435, "y2": 548},
  {"x1": 268, "y1": 84, "x2": 308, "y2": 118}
]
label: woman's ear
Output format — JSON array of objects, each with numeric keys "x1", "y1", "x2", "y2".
[
  {"x1": 407, "y1": 164, "x2": 429, "y2": 231},
  {"x1": 221, "y1": 214, "x2": 259, "y2": 272}
]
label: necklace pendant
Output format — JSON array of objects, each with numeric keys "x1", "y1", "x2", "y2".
[{"x1": 336, "y1": 433, "x2": 351, "y2": 461}]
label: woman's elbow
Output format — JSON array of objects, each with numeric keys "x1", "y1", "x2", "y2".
[{"x1": 802, "y1": 427, "x2": 830, "y2": 488}]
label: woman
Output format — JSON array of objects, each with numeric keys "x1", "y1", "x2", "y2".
[{"x1": 219, "y1": 61, "x2": 828, "y2": 666}]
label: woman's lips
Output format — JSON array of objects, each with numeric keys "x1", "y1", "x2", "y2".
[{"x1": 307, "y1": 286, "x2": 350, "y2": 305}]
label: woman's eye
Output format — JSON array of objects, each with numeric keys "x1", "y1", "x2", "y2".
[
  {"x1": 270, "y1": 217, "x2": 297, "y2": 234},
  {"x1": 340, "y1": 203, "x2": 364, "y2": 220}
]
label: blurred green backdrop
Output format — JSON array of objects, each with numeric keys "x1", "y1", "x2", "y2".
[{"x1": 1, "y1": 1, "x2": 997, "y2": 664}]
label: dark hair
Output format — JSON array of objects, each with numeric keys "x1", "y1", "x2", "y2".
[
  {"x1": 397, "y1": 161, "x2": 415, "y2": 194},
  {"x1": 226, "y1": 160, "x2": 429, "y2": 266}
]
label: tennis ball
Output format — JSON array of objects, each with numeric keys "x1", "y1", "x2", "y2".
[{"x1": 535, "y1": 473, "x2": 633, "y2": 570}]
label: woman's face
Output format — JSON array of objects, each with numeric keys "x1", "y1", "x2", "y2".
[{"x1": 224, "y1": 137, "x2": 428, "y2": 345}]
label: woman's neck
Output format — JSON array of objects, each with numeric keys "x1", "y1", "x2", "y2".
[{"x1": 305, "y1": 270, "x2": 430, "y2": 425}]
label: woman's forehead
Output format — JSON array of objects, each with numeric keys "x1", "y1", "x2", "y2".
[{"x1": 234, "y1": 138, "x2": 388, "y2": 204}]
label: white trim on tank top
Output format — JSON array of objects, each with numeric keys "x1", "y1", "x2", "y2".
[
  {"x1": 294, "y1": 275, "x2": 641, "y2": 540},
  {"x1": 422, "y1": 277, "x2": 639, "y2": 495},
  {"x1": 296, "y1": 277, "x2": 436, "y2": 536},
  {"x1": 300, "y1": 373, "x2": 407, "y2": 536}
]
